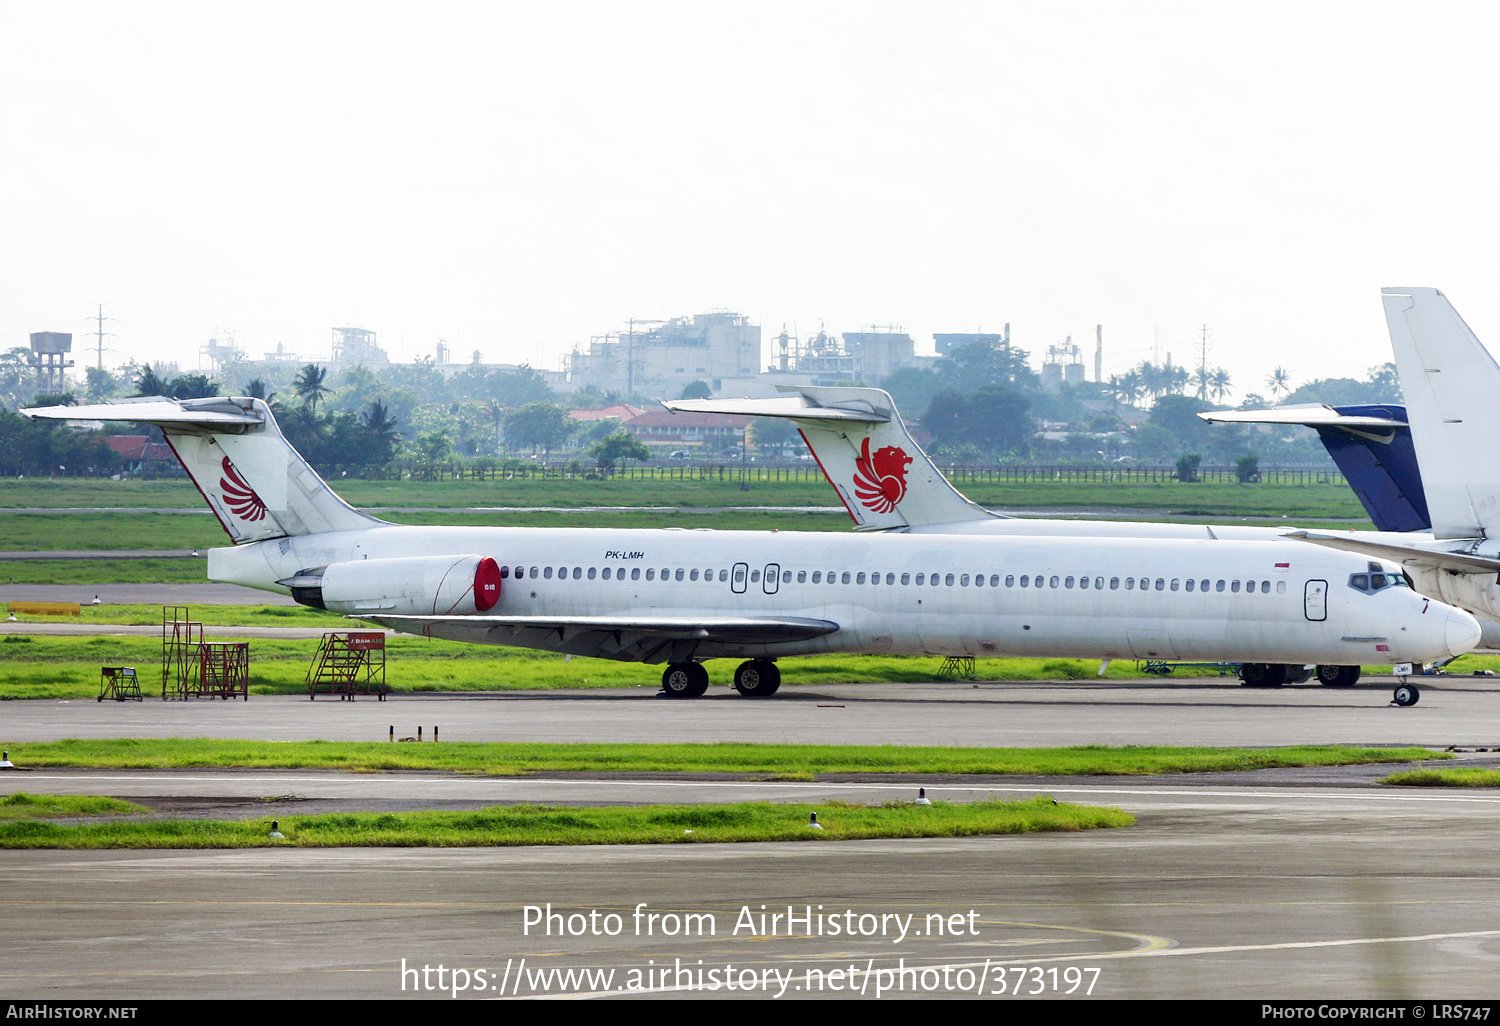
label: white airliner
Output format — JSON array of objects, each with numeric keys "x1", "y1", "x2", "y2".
[
  {"x1": 22, "y1": 393, "x2": 1476, "y2": 701},
  {"x1": 1202, "y1": 288, "x2": 1500, "y2": 637}
]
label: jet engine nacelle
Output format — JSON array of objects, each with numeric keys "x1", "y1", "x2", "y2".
[
  {"x1": 1405, "y1": 566, "x2": 1500, "y2": 625},
  {"x1": 281, "y1": 554, "x2": 502, "y2": 615}
]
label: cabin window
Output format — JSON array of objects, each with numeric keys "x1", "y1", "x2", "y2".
[
  {"x1": 690, "y1": 569, "x2": 699, "y2": 581},
  {"x1": 1277, "y1": 581, "x2": 1287, "y2": 594},
  {"x1": 1198, "y1": 579, "x2": 1207, "y2": 592},
  {"x1": 719, "y1": 569, "x2": 728, "y2": 582},
  {"x1": 1216, "y1": 580, "x2": 1225, "y2": 592},
  {"x1": 733, "y1": 566, "x2": 745, "y2": 584},
  {"x1": 630, "y1": 568, "x2": 639, "y2": 581},
  {"x1": 945, "y1": 574, "x2": 955, "y2": 586},
  {"x1": 543, "y1": 567, "x2": 553, "y2": 579},
  {"x1": 1185, "y1": 579, "x2": 1195, "y2": 592},
  {"x1": 855, "y1": 572, "x2": 866, "y2": 585},
  {"x1": 916, "y1": 574, "x2": 926, "y2": 585},
  {"x1": 1154, "y1": 578, "x2": 1165, "y2": 591},
  {"x1": 500, "y1": 566, "x2": 510, "y2": 579},
  {"x1": 1170, "y1": 579, "x2": 1180, "y2": 591},
  {"x1": 1231, "y1": 580, "x2": 1240, "y2": 593},
  {"x1": 1005, "y1": 575, "x2": 1015, "y2": 587},
  {"x1": 646, "y1": 569, "x2": 655, "y2": 581},
  {"x1": 887, "y1": 573, "x2": 896, "y2": 585},
  {"x1": 587, "y1": 567, "x2": 597, "y2": 580},
  {"x1": 1124, "y1": 578, "x2": 1134, "y2": 590},
  {"x1": 902, "y1": 573, "x2": 911, "y2": 585},
  {"x1": 1260, "y1": 580, "x2": 1270, "y2": 593},
  {"x1": 812, "y1": 571, "x2": 822, "y2": 583},
  {"x1": 1110, "y1": 577, "x2": 1119, "y2": 590},
  {"x1": 751, "y1": 570, "x2": 760, "y2": 583}
]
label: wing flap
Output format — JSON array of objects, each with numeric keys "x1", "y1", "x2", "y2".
[{"x1": 357, "y1": 613, "x2": 839, "y2": 646}]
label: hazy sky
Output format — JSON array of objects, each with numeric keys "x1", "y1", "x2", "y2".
[{"x1": 4, "y1": 1, "x2": 1498, "y2": 395}]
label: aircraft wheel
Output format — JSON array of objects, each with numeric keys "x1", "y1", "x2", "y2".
[
  {"x1": 1238, "y1": 663, "x2": 1287, "y2": 687},
  {"x1": 662, "y1": 663, "x2": 708, "y2": 698},
  {"x1": 1316, "y1": 664, "x2": 1360, "y2": 687},
  {"x1": 733, "y1": 660, "x2": 781, "y2": 697},
  {"x1": 1393, "y1": 683, "x2": 1420, "y2": 707},
  {"x1": 1283, "y1": 664, "x2": 1313, "y2": 684}
]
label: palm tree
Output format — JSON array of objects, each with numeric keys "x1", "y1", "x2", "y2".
[
  {"x1": 1209, "y1": 368, "x2": 1232, "y2": 403},
  {"x1": 1266, "y1": 366, "x2": 1291, "y2": 400},
  {"x1": 293, "y1": 364, "x2": 329, "y2": 412}
]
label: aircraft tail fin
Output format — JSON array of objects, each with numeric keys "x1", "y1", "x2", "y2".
[
  {"x1": 662, "y1": 386, "x2": 996, "y2": 529},
  {"x1": 1199, "y1": 404, "x2": 1429, "y2": 532},
  {"x1": 1381, "y1": 287, "x2": 1500, "y2": 540},
  {"x1": 22, "y1": 396, "x2": 381, "y2": 543}
]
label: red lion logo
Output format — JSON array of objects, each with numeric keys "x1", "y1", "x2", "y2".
[
  {"x1": 219, "y1": 456, "x2": 267, "y2": 522},
  {"x1": 852, "y1": 438, "x2": 912, "y2": 514}
]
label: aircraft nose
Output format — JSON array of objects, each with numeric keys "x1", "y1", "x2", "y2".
[{"x1": 1446, "y1": 608, "x2": 1482, "y2": 657}]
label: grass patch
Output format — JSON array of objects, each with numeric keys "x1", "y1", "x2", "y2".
[
  {"x1": 0, "y1": 475, "x2": 1364, "y2": 518},
  {"x1": 0, "y1": 633, "x2": 1259, "y2": 700},
  {"x1": 0, "y1": 796, "x2": 1130, "y2": 848},
  {"x1": 1381, "y1": 768, "x2": 1500, "y2": 787},
  {"x1": 0, "y1": 793, "x2": 150, "y2": 819},
  {"x1": 4, "y1": 739, "x2": 1448, "y2": 776}
]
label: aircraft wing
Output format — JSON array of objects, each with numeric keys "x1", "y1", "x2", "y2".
[
  {"x1": 355, "y1": 613, "x2": 840, "y2": 663},
  {"x1": 1284, "y1": 531, "x2": 1500, "y2": 574}
]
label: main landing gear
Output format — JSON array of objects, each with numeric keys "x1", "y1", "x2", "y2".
[
  {"x1": 660, "y1": 663, "x2": 708, "y2": 698},
  {"x1": 1239, "y1": 664, "x2": 1362, "y2": 688},
  {"x1": 658, "y1": 660, "x2": 780, "y2": 698},
  {"x1": 732, "y1": 660, "x2": 780, "y2": 698}
]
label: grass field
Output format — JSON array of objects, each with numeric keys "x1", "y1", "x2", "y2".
[
  {"x1": 0, "y1": 796, "x2": 1132, "y2": 849},
  {"x1": 4, "y1": 739, "x2": 1447, "y2": 775},
  {"x1": 0, "y1": 475, "x2": 1369, "y2": 519},
  {"x1": 0, "y1": 630, "x2": 1266, "y2": 699}
]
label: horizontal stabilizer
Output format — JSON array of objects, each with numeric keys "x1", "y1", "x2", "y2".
[
  {"x1": 1285, "y1": 531, "x2": 1500, "y2": 575},
  {"x1": 22, "y1": 396, "x2": 380, "y2": 543},
  {"x1": 1199, "y1": 405, "x2": 1408, "y2": 430},
  {"x1": 24, "y1": 396, "x2": 265, "y2": 429},
  {"x1": 663, "y1": 386, "x2": 994, "y2": 529}
]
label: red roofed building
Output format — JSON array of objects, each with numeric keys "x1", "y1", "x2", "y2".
[
  {"x1": 104, "y1": 435, "x2": 177, "y2": 474},
  {"x1": 624, "y1": 409, "x2": 749, "y2": 447}
]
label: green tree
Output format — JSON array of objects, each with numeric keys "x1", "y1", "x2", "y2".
[
  {"x1": 923, "y1": 385, "x2": 1032, "y2": 454},
  {"x1": 1175, "y1": 453, "x2": 1202, "y2": 482},
  {"x1": 590, "y1": 431, "x2": 651, "y2": 473},
  {"x1": 503, "y1": 402, "x2": 574, "y2": 454},
  {"x1": 677, "y1": 380, "x2": 712, "y2": 400}
]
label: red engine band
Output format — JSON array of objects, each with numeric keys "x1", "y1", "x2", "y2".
[{"x1": 474, "y1": 556, "x2": 502, "y2": 611}]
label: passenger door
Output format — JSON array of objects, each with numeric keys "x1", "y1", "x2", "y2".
[{"x1": 1304, "y1": 580, "x2": 1328, "y2": 621}]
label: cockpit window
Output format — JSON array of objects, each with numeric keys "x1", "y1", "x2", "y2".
[{"x1": 1349, "y1": 569, "x2": 1403, "y2": 594}]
